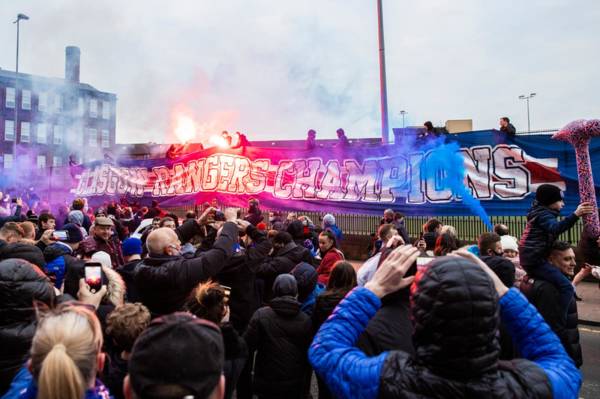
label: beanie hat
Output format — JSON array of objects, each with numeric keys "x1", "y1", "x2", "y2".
[
  {"x1": 91, "y1": 251, "x2": 112, "y2": 269},
  {"x1": 500, "y1": 235, "x2": 519, "y2": 253},
  {"x1": 291, "y1": 262, "x2": 317, "y2": 302},
  {"x1": 272, "y1": 274, "x2": 298, "y2": 298},
  {"x1": 122, "y1": 237, "x2": 143, "y2": 257},
  {"x1": 256, "y1": 222, "x2": 267, "y2": 231},
  {"x1": 62, "y1": 223, "x2": 84, "y2": 243},
  {"x1": 67, "y1": 210, "x2": 84, "y2": 226},
  {"x1": 535, "y1": 184, "x2": 563, "y2": 207},
  {"x1": 176, "y1": 219, "x2": 202, "y2": 244},
  {"x1": 323, "y1": 214, "x2": 336, "y2": 227}
]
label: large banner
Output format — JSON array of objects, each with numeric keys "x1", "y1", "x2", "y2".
[{"x1": 71, "y1": 130, "x2": 600, "y2": 216}]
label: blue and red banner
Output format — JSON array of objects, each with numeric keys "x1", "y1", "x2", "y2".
[{"x1": 71, "y1": 130, "x2": 600, "y2": 216}]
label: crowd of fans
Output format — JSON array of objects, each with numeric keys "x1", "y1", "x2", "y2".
[{"x1": 0, "y1": 183, "x2": 598, "y2": 398}]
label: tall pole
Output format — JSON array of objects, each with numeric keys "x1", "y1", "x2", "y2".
[
  {"x1": 14, "y1": 19, "x2": 20, "y2": 162},
  {"x1": 13, "y1": 14, "x2": 29, "y2": 162},
  {"x1": 400, "y1": 110, "x2": 406, "y2": 128},
  {"x1": 377, "y1": 0, "x2": 389, "y2": 144},
  {"x1": 526, "y1": 97, "x2": 531, "y2": 133},
  {"x1": 519, "y1": 92, "x2": 536, "y2": 134}
]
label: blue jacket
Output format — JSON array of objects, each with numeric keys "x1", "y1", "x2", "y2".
[
  {"x1": 1, "y1": 366, "x2": 113, "y2": 399},
  {"x1": 300, "y1": 283, "x2": 325, "y2": 317},
  {"x1": 519, "y1": 202, "x2": 579, "y2": 268},
  {"x1": 309, "y1": 287, "x2": 580, "y2": 399}
]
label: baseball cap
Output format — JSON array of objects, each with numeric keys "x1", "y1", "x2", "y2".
[
  {"x1": 129, "y1": 312, "x2": 224, "y2": 399},
  {"x1": 94, "y1": 216, "x2": 114, "y2": 227}
]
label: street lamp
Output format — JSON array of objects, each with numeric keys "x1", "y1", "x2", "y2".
[
  {"x1": 399, "y1": 110, "x2": 407, "y2": 128},
  {"x1": 518, "y1": 92, "x2": 536, "y2": 133},
  {"x1": 377, "y1": 0, "x2": 389, "y2": 144},
  {"x1": 13, "y1": 13, "x2": 29, "y2": 162}
]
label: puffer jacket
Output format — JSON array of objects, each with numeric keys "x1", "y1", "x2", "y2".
[
  {"x1": 43, "y1": 242, "x2": 84, "y2": 290},
  {"x1": 520, "y1": 275, "x2": 582, "y2": 367},
  {"x1": 0, "y1": 242, "x2": 46, "y2": 269},
  {"x1": 519, "y1": 202, "x2": 579, "y2": 269},
  {"x1": 310, "y1": 257, "x2": 581, "y2": 399},
  {"x1": 243, "y1": 296, "x2": 312, "y2": 398},
  {"x1": 0, "y1": 259, "x2": 55, "y2": 395},
  {"x1": 135, "y1": 222, "x2": 237, "y2": 316}
]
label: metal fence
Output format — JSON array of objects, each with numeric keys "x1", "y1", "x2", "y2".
[{"x1": 166, "y1": 205, "x2": 584, "y2": 245}]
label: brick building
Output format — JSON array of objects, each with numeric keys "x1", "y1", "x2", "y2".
[{"x1": 0, "y1": 46, "x2": 116, "y2": 172}]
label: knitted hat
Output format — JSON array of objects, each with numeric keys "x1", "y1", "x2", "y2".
[
  {"x1": 500, "y1": 235, "x2": 519, "y2": 253},
  {"x1": 535, "y1": 184, "x2": 563, "y2": 207},
  {"x1": 323, "y1": 214, "x2": 336, "y2": 227},
  {"x1": 67, "y1": 210, "x2": 84, "y2": 226},
  {"x1": 122, "y1": 237, "x2": 143, "y2": 257}
]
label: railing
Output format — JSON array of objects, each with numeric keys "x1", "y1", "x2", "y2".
[{"x1": 165, "y1": 205, "x2": 584, "y2": 245}]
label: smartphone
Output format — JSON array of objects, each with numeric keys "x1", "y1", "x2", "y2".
[
  {"x1": 84, "y1": 263, "x2": 103, "y2": 293},
  {"x1": 220, "y1": 284, "x2": 231, "y2": 302},
  {"x1": 53, "y1": 230, "x2": 70, "y2": 241}
]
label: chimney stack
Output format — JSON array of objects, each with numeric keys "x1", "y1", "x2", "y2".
[{"x1": 65, "y1": 46, "x2": 80, "y2": 83}]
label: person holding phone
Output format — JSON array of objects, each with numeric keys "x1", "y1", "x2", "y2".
[
  {"x1": 43, "y1": 224, "x2": 85, "y2": 290},
  {"x1": 0, "y1": 197, "x2": 22, "y2": 228},
  {"x1": 135, "y1": 208, "x2": 240, "y2": 316}
]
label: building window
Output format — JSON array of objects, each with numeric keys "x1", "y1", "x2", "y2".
[
  {"x1": 37, "y1": 155, "x2": 46, "y2": 169},
  {"x1": 5, "y1": 87, "x2": 15, "y2": 109},
  {"x1": 38, "y1": 92, "x2": 48, "y2": 111},
  {"x1": 3, "y1": 154, "x2": 13, "y2": 169},
  {"x1": 54, "y1": 94, "x2": 63, "y2": 112},
  {"x1": 101, "y1": 129, "x2": 110, "y2": 148},
  {"x1": 20, "y1": 122, "x2": 30, "y2": 143},
  {"x1": 4, "y1": 120, "x2": 14, "y2": 141},
  {"x1": 88, "y1": 128, "x2": 97, "y2": 147},
  {"x1": 53, "y1": 156, "x2": 62, "y2": 167},
  {"x1": 78, "y1": 97, "x2": 85, "y2": 116},
  {"x1": 89, "y1": 99, "x2": 98, "y2": 118},
  {"x1": 102, "y1": 101, "x2": 110, "y2": 119},
  {"x1": 22, "y1": 90, "x2": 31, "y2": 110},
  {"x1": 37, "y1": 123, "x2": 48, "y2": 144},
  {"x1": 53, "y1": 125, "x2": 63, "y2": 145}
]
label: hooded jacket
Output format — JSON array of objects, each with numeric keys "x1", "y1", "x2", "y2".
[
  {"x1": 43, "y1": 242, "x2": 83, "y2": 290},
  {"x1": 135, "y1": 222, "x2": 238, "y2": 316},
  {"x1": 519, "y1": 202, "x2": 579, "y2": 269},
  {"x1": 316, "y1": 247, "x2": 344, "y2": 285},
  {"x1": 520, "y1": 275, "x2": 582, "y2": 367},
  {"x1": 0, "y1": 259, "x2": 55, "y2": 394},
  {"x1": 310, "y1": 257, "x2": 580, "y2": 399},
  {"x1": 243, "y1": 285, "x2": 312, "y2": 397}
]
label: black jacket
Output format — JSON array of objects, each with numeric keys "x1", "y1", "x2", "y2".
[
  {"x1": 312, "y1": 290, "x2": 346, "y2": 334},
  {"x1": 216, "y1": 225, "x2": 272, "y2": 332},
  {"x1": 481, "y1": 255, "x2": 516, "y2": 288},
  {"x1": 520, "y1": 275, "x2": 582, "y2": 367},
  {"x1": 221, "y1": 323, "x2": 248, "y2": 399},
  {"x1": 118, "y1": 259, "x2": 143, "y2": 303},
  {"x1": 357, "y1": 291, "x2": 415, "y2": 357},
  {"x1": 377, "y1": 258, "x2": 552, "y2": 398},
  {"x1": 135, "y1": 222, "x2": 238, "y2": 316},
  {"x1": 519, "y1": 202, "x2": 579, "y2": 269},
  {"x1": 243, "y1": 296, "x2": 312, "y2": 397},
  {"x1": 256, "y1": 242, "x2": 314, "y2": 302},
  {"x1": 0, "y1": 259, "x2": 55, "y2": 394},
  {"x1": 0, "y1": 242, "x2": 46, "y2": 269}
]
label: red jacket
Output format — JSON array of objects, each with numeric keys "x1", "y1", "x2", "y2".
[{"x1": 317, "y1": 248, "x2": 344, "y2": 285}]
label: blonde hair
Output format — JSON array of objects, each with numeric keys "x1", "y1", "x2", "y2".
[{"x1": 30, "y1": 304, "x2": 103, "y2": 399}]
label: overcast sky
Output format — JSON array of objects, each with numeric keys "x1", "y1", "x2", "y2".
[{"x1": 1, "y1": 0, "x2": 599, "y2": 144}]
